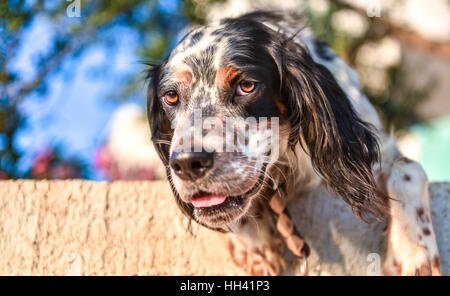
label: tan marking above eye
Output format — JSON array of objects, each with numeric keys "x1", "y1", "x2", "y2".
[
  {"x1": 163, "y1": 91, "x2": 179, "y2": 106},
  {"x1": 217, "y1": 67, "x2": 239, "y2": 89},
  {"x1": 174, "y1": 69, "x2": 192, "y2": 85}
]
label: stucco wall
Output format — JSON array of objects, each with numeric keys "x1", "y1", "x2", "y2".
[{"x1": 0, "y1": 180, "x2": 448, "y2": 275}]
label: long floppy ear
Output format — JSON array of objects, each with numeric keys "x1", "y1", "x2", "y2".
[
  {"x1": 146, "y1": 63, "x2": 191, "y2": 218},
  {"x1": 146, "y1": 62, "x2": 173, "y2": 166},
  {"x1": 281, "y1": 40, "x2": 386, "y2": 220}
]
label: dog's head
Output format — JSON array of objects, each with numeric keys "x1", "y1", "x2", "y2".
[{"x1": 147, "y1": 11, "x2": 383, "y2": 230}]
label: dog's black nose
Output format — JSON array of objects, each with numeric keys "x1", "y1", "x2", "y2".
[{"x1": 169, "y1": 151, "x2": 214, "y2": 181}]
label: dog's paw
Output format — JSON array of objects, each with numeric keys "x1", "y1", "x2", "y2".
[
  {"x1": 384, "y1": 208, "x2": 442, "y2": 276},
  {"x1": 405, "y1": 253, "x2": 441, "y2": 276},
  {"x1": 227, "y1": 237, "x2": 285, "y2": 276},
  {"x1": 384, "y1": 247, "x2": 441, "y2": 276}
]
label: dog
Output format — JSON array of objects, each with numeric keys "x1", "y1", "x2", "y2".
[{"x1": 146, "y1": 11, "x2": 441, "y2": 275}]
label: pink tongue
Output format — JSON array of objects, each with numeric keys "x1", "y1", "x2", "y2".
[{"x1": 191, "y1": 195, "x2": 227, "y2": 208}]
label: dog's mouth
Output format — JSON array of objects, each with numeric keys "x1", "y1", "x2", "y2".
[
  {"x1": 191, "y1": 191, "x2": 248, "y2": 210},
  {"x1": 191, "y1": 194, "x2": 228, "y2": 208},
  {"x1": 189, "y1": 167, "x2": 266, "y2": 227}
]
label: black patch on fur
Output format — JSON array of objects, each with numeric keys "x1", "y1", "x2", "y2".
[
  {"x1": 189, "y1": 31, "x2": 204, "y2": 46},
  {"x1": 146, "y1": 61, "x2": 172, "y2": 165}
]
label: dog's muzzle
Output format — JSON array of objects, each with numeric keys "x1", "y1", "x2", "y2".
[{"x1": 169, "y1": 151, "x2": 214, "y2": 181}]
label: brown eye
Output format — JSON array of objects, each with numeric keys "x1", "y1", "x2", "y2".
[
  {"x1": 236, "y1": 80, "x2": 256, "y2": 96},
  {"x1": 163, "y1": 91, "x2": 179, "y2": 106}
]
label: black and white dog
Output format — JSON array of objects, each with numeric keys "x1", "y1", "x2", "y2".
[{"x1": 146, "y1": 11, "x2": 441, "y2": 275}]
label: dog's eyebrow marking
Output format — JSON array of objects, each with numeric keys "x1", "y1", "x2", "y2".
[
  {"x1": 174, "y1": 69, "x2": 193, "y2": 85},
  {"x1": 217, "y1": 67, "x2": 239, "y2": 89}
]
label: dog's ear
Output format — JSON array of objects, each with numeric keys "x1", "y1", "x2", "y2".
[
  {"x1": 280, "y1": 40, "x2": 385, "y2": 220},
  {"x1": 146, "y1": 62, "x2": 173, "y2": 166}
]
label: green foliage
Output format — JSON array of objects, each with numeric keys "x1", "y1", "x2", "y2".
[
  {"x1": 0, "y1": 0, "x2": 215, "y2": 178},
  {"x1": 305, "y1": 1, "x2": 431, "y2": 131},
  {"x1": 183, "y1": 0, "x2": 225, "y2": 25},
  {"x1": 367, "y1": 65, "x2": 435, "y2": 130}
]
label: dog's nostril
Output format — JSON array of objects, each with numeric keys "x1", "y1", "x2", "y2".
[
  {"x1": 191, "y1": 161, "x2": 203, "y2": 171},
  {"x1": 169, "y1": 151, "x2": 214, "y2": 181},
  {"x1": 192, "y1": 158, "x2": 212, "y2": 170},
  {"x1": 172, "y1": 163, "x2": 182, "y2": 172}
]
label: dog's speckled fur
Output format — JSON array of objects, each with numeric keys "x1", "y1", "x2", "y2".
[{"x1": 147, "y1": 11, "x2": 441, "y2": 275}]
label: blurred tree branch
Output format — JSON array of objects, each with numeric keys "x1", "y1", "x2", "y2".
[
  {"x1": 331, "y1": 0, "x2": 450, "y2": 61},
  {"x1": 307, "y1": 0, "x2": 436, "y2": 131},
  {"x1": 0, "y1": 0, "x2": 213, "y2": 178}
]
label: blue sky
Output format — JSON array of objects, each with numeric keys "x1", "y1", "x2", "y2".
[
  {"x1": 7, "y1": 0, "x2": 183, "y2": 179},
  {"x1": 10, "y1": 15, "x2": 146, "y2": 179}
]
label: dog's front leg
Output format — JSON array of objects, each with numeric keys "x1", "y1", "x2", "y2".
[
  {"x1": 226, "y1": 199, "x2": 286, "y2": 276},
  {"x1": 379, "y1": 140, "x2": 441, "y2": 275}
]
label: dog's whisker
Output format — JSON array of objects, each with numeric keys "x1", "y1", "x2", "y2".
[{"x1": 152, "y1": 139, "x2": 171, "y2": 146}]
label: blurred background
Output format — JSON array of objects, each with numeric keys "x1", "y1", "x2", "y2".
[{"x1": 0, "y1": 0, "x2": 449, "y2": 182}]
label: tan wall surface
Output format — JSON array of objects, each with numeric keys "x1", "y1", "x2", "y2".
[
  {"x1": 0, "y1": 180, "x2": 448, "y2": 275},
  {"x1": 0, "y1": 180, "x2": 242, "y2": 275}
]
